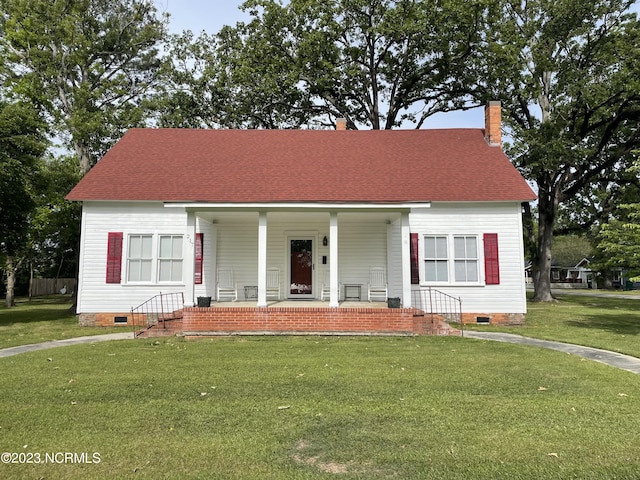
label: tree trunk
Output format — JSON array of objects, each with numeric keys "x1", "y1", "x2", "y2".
[
  {"x1": 532, "y1": 185, "x2": 557, "y2": 302},
  {"x1": 5, "y1": 255, "x2": 16, "y2": 307},
  {"x1": 531, "y1": 87, "x2": 557, "y2": 302},
  {"x1": 29, "y1": 262, "x2": 33, "y2": 302},
  {"x1": 74, "y1": 139, "x2": 93, "y2": 176}
]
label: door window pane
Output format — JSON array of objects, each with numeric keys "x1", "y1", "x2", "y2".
[{"x1": 290, "y1": 239, "x2": 312, "y2": 294}]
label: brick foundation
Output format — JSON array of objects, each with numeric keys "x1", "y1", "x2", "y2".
[
  {"x1": 79, "y1": 308, "x2": 523, "y2": 335},
  {"x1": 79, "y1": 312, "x2": 147, "y2": 327},
  {"x1": 461, "y1": 313, "x2": 525, "y2": 325}
]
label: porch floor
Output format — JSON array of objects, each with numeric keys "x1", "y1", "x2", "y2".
[{"x1": 202, "y1": 300, "x2": 390, "y2": 309}]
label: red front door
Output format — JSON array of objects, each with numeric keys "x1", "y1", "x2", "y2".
[{"x1": 290, "y1": 239, "x2": 313, "y2": 296}]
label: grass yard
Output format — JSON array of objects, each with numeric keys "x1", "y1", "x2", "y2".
[
  {"x1": 465, "y1": 292, "x2": 640, "y2": 358},
  {"x1": 2, "y1": 293, "x2": 640, "y2": 478},
  {"x1": 0, "y1": 295, "x2": 123, "y2": 348},
  {"x1": 1, "y1": 336, "x2": 640, "y2": 479}
]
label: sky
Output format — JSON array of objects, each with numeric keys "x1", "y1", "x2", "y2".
[{"x1": 161, "y1": 0, "x2": 250, "y2": 35}]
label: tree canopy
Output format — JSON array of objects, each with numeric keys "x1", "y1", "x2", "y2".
[
  {"x1": 158, "y1": 0, "x2": 492, "y2": 129},
  {"x1": 0, "y1": 0, "x2": 169, "y2": 174}
]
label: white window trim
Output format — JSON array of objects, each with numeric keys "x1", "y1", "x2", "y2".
[
  {"x1": 421, "y1": 233, "x2": 485, "y2": 287},
  {"x1": 123, "y1": 233, "x2": 186, "y2": 286}
]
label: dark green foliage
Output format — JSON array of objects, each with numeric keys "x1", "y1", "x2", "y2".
[
  {"x1": 0, "y1": 0, "x2": 169, "y2": 174},
  {"x1": 0, "y1": 101, "x2": 46, "y2": 256},
  {"x1": 158, "y1": 0, "x2": 491, "y2": 129}
]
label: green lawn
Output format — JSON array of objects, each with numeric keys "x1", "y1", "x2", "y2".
[
  {"x1": 0, "y1": 295, "x2": 124, "y2": 348},
  {"x1": 1, "y1": 336, "x2": 640, "y2": 479},
  {"x1": 2, "y1": 293, "x2": 640, "y2": 478},
  {"x1": 465, "y1": 291, "x2": 640, "y2": 357}
]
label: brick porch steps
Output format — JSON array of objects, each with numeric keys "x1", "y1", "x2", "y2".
[
  {"x1": 135, "y1": 316, "x2": 184, "y2": 338},
  {"x1": 136, "y1": 306, "x2": 460, "y2": 338}
]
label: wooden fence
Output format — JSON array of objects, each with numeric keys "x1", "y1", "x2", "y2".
[{"x1": 30, "y1": 278, "x2": 76, "y2": 297}]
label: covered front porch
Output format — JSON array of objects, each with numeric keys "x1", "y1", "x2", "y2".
[{"x1": 169, "y1": 204, "x2": 423, "y2": 310}]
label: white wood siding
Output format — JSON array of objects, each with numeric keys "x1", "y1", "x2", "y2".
[
  {"x1": 77, "y1": 201, "x2": 525, "y2": 314},
  {"x1": 337, "y1": 219, "x2": 387, "y2": 287},
  {"x1": 77, "y1": 202, "x2": 190, "y2": 312},
  {"x1": 214, "y1": 217, "x2": 258, "y2": 299},
  {"x1": 407, "y1": 202, "x2": 527, "y2": 313}
]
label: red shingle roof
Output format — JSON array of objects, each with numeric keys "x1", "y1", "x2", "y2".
[{"x1": 66, "y1": 128, "x2": 536, "y2": 203}]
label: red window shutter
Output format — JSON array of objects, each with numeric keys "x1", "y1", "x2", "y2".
[
  {"x1": 484, "y1": 233, "x2": 500, "y2": 285},
  {"x1": 194, "y1": 233, "x2": 203, "y2": 284},
  {"x1": 410, "y1": 233, "x2": 420, "y2": 284},
  {"x1": 106, "y1": 232, "x2": 123, "y2": 284}
]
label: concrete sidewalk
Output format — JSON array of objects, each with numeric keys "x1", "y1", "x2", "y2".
[
  {"x1": 464, "y1": 331, "x2": 640, "y2": 375},
  {"x1": 0, "y1": 332, "x2": 134, "y2": 358}
]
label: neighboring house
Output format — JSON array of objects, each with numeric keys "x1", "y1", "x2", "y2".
[
  {"x1": 550, "y1": 258, "x2": 594, "y2": 288},
  {"x1": 66, "y1": 102, "x2": 536, "y2": 335},
  {"x1": 525, "y1": 259, "x2": 636, "y2": 291}
]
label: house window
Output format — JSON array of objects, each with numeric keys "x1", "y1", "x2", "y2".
[
  {"x1": 424, "y1": 235, "x2": 449, "y2": 282},
  {"x1": 158, "y1": 235, "x2": 183, "y2": 282},
  {"x1": 424, "y1": 234, "x2": 488, "y2": 285},
  {"x1": 454, "y1": 235, "x2": 478, "y2": 282},
  {"x1": 127, "y1": 234, "x2": 153, "y2": 282}
]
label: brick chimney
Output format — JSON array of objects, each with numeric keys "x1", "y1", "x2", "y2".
[
  {"x1": 484, "y1": 101, "x2": 501, "y2": 146},
  {"x1": 336, "y1": 118, "x2": 347, "y2": 130}
]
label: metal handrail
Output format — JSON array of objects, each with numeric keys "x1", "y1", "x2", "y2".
[
  {"x1": 131, "y1": 292, "x2": 184, "y2": 337},
  {"x1": 411, "y1": 288, "x2": 463, "y2": 336}
]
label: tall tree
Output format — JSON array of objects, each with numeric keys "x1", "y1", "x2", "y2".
[
  {"x1": 159, "y1": 0, "x2": 491, "y2": 129},
  {"x1": 0, "y1": 0, "x2": 168, "y2": 174},
  {"x1": 31, "y1": 155, "x2": 82, "y2": 281},
  {"x1": 478, "y1": 0, "x2": 640, "y2": 301},
  {"x1": 0, "y1": 101, "x2": 47, "y2": 307}
]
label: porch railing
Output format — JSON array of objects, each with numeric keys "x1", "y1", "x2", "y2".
[
  {"x1": 131, "y1": 292, "x2": 184, "y2": 337},
  {"x1": 411, "y1": 288, "x2": 463, "y2": 336}
]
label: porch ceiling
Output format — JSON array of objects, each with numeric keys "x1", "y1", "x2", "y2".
[{"x1": 195, "y1": 210, "x2": 403, "y2": 224}]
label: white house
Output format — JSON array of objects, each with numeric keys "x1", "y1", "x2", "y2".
[{"x1": 66, "y1": 102, "x2": 536, "y2": 334}]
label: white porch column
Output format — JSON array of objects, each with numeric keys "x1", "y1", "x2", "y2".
[
  {"x1": 329, "y1": 212, "x2": 339, "y2": 307},
  {"x1": 257, "y1": 211, "x2": 268, "y2": 307},
  {"x1": 401, "y1": 212, "x2": 412, "y2": 308},
  {"x1": 184, "y1": 210, "x2": 197, "y2": 307}
]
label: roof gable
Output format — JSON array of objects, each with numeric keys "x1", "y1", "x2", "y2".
[{"x1": 66, "y1": 128, "x2": 536, "y2": 203}]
